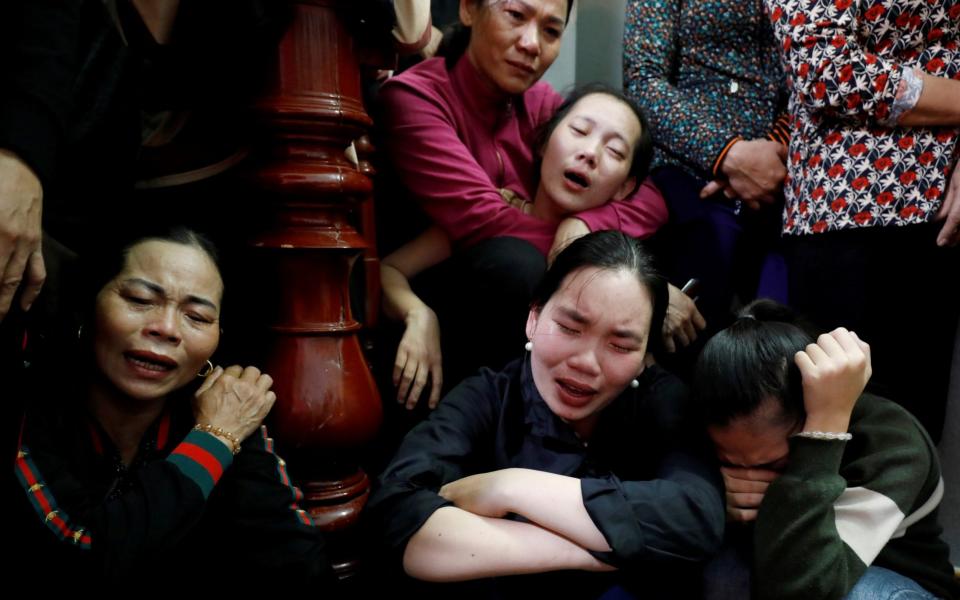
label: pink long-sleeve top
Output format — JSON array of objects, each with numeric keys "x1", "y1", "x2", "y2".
[{"x1": 379, "y1": 55, "x2": 668, "y2": 255}]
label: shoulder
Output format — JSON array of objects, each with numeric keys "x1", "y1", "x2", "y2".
[
  {"x1": 521, "y1": 80, "x2": 563, "y2": 123},
  {"x1": 380, "y1": 57, "x2": 450, "y2": 101},
  {"x1": 604, "y1": 364, "x2": 692, "y2": 439},
  {"x1": 849, "y1": 394, "x2": 933, "y2": 450},
  {"x1": 378, "y1": 58, "x2": 458, "y2": 130},
  {"x1": 442, "y1": 359, "x2": 524, "y2": 415},
  {"x1": 842, "y1": 394, "x2": 939, "y2": 492}
]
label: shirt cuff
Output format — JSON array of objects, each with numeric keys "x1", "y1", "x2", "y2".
[
  {"x1": 766, "y1": 115, "x2": 792, "y2": 146},
  {"x1": 711, "y1": 136, "x2": 743, "y2": 178},
  {"x1": 879, "y1": 66, "x2": 924, "y2": 127},
  {"x1": 166, "y1": 430, "x2": 235, "y2": 499}
]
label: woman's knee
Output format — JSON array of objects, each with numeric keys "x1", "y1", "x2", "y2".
[{"x1": 843, "y1": 566, "x2": 938, "y2": 600}]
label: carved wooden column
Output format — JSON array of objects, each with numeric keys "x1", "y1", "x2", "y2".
[{"x1": 247, "y1": 0, "x2": 382, "y2": 575}]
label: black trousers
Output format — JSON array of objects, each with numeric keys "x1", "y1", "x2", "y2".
[
  {"x1": 413, "y1": 236, "x2": 546, "y2": 389},
  {"x1": 784, "y1": 222, "x2": 959, "y2": 443}
]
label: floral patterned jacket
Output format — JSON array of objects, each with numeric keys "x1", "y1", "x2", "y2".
[
  {"x1": 623, "y1": 0, "x2": 789, "y2": 179},
  {"x1": 766, "y1": 0, "x2": 960, "y2": 235}
]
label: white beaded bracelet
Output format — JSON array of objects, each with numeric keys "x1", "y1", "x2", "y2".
[{"x1": 793, "y1": 431, "x2": 852, "y2": 442}]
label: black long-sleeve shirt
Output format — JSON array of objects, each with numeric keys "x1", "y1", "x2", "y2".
[
  {"x1": 0, "y1": 0, "x2": 83, "y2": 187},
  {"x1": 369, "y1": 357, "x2": 725, "y2": 593},
  {"x1": 9, "y1": 384, "x2": 332, "y2": 586}
]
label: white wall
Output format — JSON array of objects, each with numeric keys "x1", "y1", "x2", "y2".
[{"x1": 542, "y1": 0, "x2": 628, "y2": 93}]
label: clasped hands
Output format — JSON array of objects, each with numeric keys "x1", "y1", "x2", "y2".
[
  {"x1": 700, "y1": 139, "x2": 787, "y2": 210},
  {"x1": 193, "y1": 365, "x2": 277, "y2": 450}
]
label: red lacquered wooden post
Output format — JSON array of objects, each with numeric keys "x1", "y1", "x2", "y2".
[{"x1": 247, "y1": 0, "x2": 383, "y2": 574}]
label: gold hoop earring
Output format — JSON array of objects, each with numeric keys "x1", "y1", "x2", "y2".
[{"x1": 197, "y1": 360, "x2": 214, "y2": 377}]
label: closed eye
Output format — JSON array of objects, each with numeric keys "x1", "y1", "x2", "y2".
[
  {"x1": 186, "y1": 313, "x2": 215, "y2": 325},
  {"x1": 555, "y1": 321, "x2": 579, "y2": 335},
  {"x1": 123, "y1": 295, "x2": 153, "y2": 306},
  {"x1": 607, "y1": 146, "x2": 626, "y2": 159}
]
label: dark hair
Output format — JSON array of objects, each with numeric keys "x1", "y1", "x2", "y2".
[
  {"x1": 531, "y1": 230, "x2": 667, "y2": 353},
  {"x1": 693, "y1": 300, "x2": 819, "y2": 429},
  {"x1": 439, "y1": 0, "x2": 576, "y2": 68},
  {"x1": 81, "y1": 226, "x2": 222, "y2": 321},
  {"x1": 534, "y1": 83, "x2": 653, "y2": 196}
]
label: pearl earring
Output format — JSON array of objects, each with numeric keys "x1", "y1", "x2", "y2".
[
  {"x1": 524, "y1": 341, "x2": 533, "y2": 352},
  {"x1": 630, "y1": 379, "x2": 640, "y2": 388}
]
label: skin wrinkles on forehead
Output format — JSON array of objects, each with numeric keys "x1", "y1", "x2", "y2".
[
  {"x1": 122, "y1": 277, "x2": 219, "y2": 313},
  {"x1": 495, "y1": 0, "x2": 567, "y2": 27},
  {"x1": 560, "y1": 268, "x2": 649, "y2": 344}
]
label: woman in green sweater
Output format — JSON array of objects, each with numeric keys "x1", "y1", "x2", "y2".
[{"x1": 694, "y1": 300, "x2": 958, "y2": 600}]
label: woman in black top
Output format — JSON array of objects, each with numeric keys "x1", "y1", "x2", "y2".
[
  {"x1": 370, "y1": 231, "x2": 724, "y2": 597},
  {"x1": 9, "y1": 227, "x2": 329, "y2": 585}
]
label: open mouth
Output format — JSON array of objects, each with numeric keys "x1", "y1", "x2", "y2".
[
  {"x1": 556, "y1": 378, "x2": 597, "y2": 406},
  {"x1": 564, "y1": 170, "x2": 590, "y2": 189},
  {"x1": 124, "y1": 350, "x2": 177, "y2": 372}
]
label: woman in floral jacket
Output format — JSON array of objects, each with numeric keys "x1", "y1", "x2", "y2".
[{"x1": 766, "y1": 0, "x2": 960, "y2": 442}]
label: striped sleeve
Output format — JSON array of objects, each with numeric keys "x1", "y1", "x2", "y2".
[{"x1": 166, "y1": 430, "x2": 234, "y2": 499}]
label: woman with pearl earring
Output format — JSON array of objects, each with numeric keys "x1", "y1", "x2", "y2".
[{"x1": 370, "y1": 231, "x2": 723, "y2": 596}]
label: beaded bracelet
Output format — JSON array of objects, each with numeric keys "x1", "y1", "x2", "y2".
[
  {"x1": 793, "y1": 430, "x2": 852, "y2": 442},
  {"x1": 193, "y1": 423, "x2": 241, "y2": 455}
]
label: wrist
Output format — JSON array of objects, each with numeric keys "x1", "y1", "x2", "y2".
[
  {"x1": 713, "y1": 136, "x2": 743, "y2": 177},
  {"x1": 193, "y1": 423, "x2": 241, "y2": 454},
  {"x1": 801, "y1": 413, "x2": 851, "y2": 436}
]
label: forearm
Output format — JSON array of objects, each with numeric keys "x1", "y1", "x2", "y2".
[
  {"x1": 402, "y1": 506, "x2": 612, "y2": 582},
  {"x1": 498, "y1": 469, "x2": 611, "y2": 552},
  {"x1": 380, "y1": 263, "x2": 431, "y2": 323},
  {"x1": 898, "y1": 72, "x2": 960, "y2": 127},
  {"x1": 754, "y1": 439, "x2": 866, "y2": 600},
  {"x1": 582, "y1": 451, "x2": 724, "y2": 563}
]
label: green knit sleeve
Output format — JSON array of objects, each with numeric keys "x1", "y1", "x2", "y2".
[{"x1": 753, "y1": 396, "x2": 936, "y2": 600}]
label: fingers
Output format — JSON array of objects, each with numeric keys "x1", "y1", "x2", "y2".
[
  {"x1": 239, "y1": 365, "x2": 261, "y2": 384},
  {"x1": 397, "y1": 360, "x2": 417, "y2": 405},
  {"x1": 406, "y1": 364, "x2": 429, "y2": 411},
  {"x1": 935, "y1": 178, "x2": 960, "y2": 247},
  {"x1": 222, "y1": 365, "x2": 244, "y2": 379},
  {"x1": 392, "y1": 349, "x2": 407, "y2": 386},
  {"x1": 721, "y1": 466, "x2": 780, "y2": 485},
  {"x1": 727, "y1": 507, "x2": 758, "y2": 523},
  {"x1": 662, "y1": 331, "x2": 677, "y2": 353},
  {"x1": 0, "y1": 244, "x2": 29, "y2": 321},
  {"x1": 428, "y1": 364, "x2": 443, "y2": 410},
  {"x1": 727, "y1": 491, "x2": 765, "y2": 509},
  {"x1": 19, "y1": 250, "x2": 45, "y2": 311},
  {"x1": 195, "y1": 365, "x2": 225, "y2": 396},
  {"x1": 691, "y1": 305, "x2": 707, "y2": 331},
  {"x1": 700, "y1": 180, "x2": 724, "y2": 198}
]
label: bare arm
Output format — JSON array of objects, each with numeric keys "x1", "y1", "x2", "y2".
[
  {"x1": 898, "y1": 72, "x2": 960, "y2": 127},
  {"x1": 440, "y1": 468, "x2": 612, "y2": 552},
  {"x1": 380, "y1": 225, "x2": 451, "y2": 321},
  {"x1": 402, "y1": 506, "x2": 613, "y2": 582},
  {"x1": 380, "y1": 227, "x2": 451, "y2": 409}
]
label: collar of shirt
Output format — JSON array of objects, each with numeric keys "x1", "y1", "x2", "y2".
[
  {"x1": 520, "y1": 355, "x2": 602, "y2": 449},
  {"x1": 450, "y1": 54, "x2": 520, "y2": 130}
]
